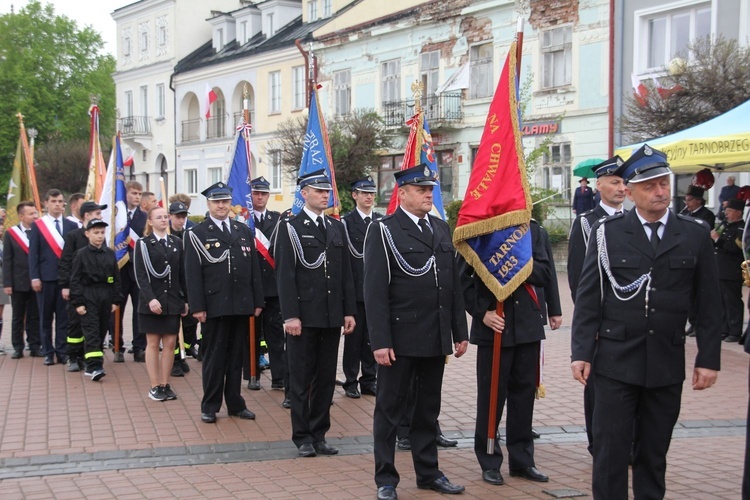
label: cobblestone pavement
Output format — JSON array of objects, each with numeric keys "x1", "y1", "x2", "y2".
[{"x1": 0, "y1": 274, "x2": 747, "y2": 499}]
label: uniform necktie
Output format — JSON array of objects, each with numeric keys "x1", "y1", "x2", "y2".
[
  {"x1": 418, "y1": 218, "x2": 432, "y2": 234},
  {"x1": 645, "y1": 222, "x2": 661, "y2": 251},
  {"x1": 364, "y1": 216, "x2": 371, "y2": 225},
  {"x1": 160, "y1": 238, "x2": 168, "y2": 247},
  {"x1": 222, "y1": 221, "x2": 229, "y2": 234},
  {"x1": 317, "y1": 216, "x2": 325, "y2": 234},
  {"x1": 55, "y1": 219, "x2": 61, "y2": 234},
  {"x1": 255, "y1": 214, "x2": 262, "y2": 227},
  {"x1": 615, "y1": 210, "x2": 622, "y2": 215},
  {"x1": 25, "y1": 229, "x2": 31, "y2": 238},
  {"x1": 127, "y1": 211, "x2": 133, "y2": 223}
]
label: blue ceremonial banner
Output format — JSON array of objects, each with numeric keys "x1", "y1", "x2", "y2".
[
  {"x1": 292, "y1": 88, "x2": 338, "y2": 215},
  {"x1": 421, "y1": 117, "x2": 445, "y2": 219},
  {"x1": 463, "y1": 224, "x2": 533, "y2": 288},
  {"x1": 99, "y1": 134, "x2": 130, "y2": 267},
  {"x1": 227, "y1": 123, "x2": 256, "y2": 234}
]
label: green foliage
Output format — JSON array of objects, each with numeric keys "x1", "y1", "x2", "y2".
[
  {"x1": 0, "y1": 1, "x2": 115, "y2": 193},
  {"x1": 445, "y1": 199, "x2": 462, "y2": 234},
  {"x1": 34, "y1": 137, "x2": 90, "y2": 195},
  {"x1": 541, "y1": 221, "x2": 569, "y2": 245},
  {"x1": 530, "y1": 186, "x2": 564, "y2": 223}
]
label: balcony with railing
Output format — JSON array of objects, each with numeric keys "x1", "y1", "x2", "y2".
[
  {"x1": 381, "y1": 92, "x2": 463, "y2": 128},
  {"x1": 206, "y1": 116, "x2": 227, "y2": 140},
  {"x1": 181, "y1": 118, "x2": 200, "y2": 143},
  {"x1": 118, "y1": 116, "x2": 151, "y2": 137}
]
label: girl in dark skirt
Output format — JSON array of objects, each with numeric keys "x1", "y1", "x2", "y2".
[{"x1": 134, "y1": 206, "x2": 188, "y2": 401}]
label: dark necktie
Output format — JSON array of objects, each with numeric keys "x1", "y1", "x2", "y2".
[
  {"x1": 364, "y1": 216, "x2": 372, "y2": 225},
  {"x1": 25, "y1": 229, "x2": 31, "y2": 238},
  {"x1": 317, "y1": 216, "x2": 325, "y2": 234},
  {"x1": 222, "y1": 221, "x2": 229, "y2": 234},
  {"x1": 160, "y1": 238, "x2": 167, "y2": 248},
  {"x1": 615, "y1": 210, "x2": 622, "y2": 215},
  {"x1": 55, "y1": 219, "x2": 61, "y2": 234},
  {"x1": 255, "y1": 215, "x2": 262, "y2": 227},
  {"x1": 127, "y1": 211, "x2": 133, "y2": 223},
  {"x1": 418, "y1": 218, "x2": 432, "y2": 234},
  {"x1": 645, "y1": 222, "x2": 661, "y2": 251}
]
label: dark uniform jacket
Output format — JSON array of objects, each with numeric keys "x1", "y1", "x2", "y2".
[
  {"x1": 342, "y1": 209, "x2": 383, "y2": 303},
  {"x1": 3, "y1": 226, "x2": 33, "y2": 292},
  {"x1": 123, "y1": 207, "x2": 147, "y2": 280},
  {"x1": 254, "y1": 210, "x2": 281, "y2": 298},
  {"x1": 568, "y1": 204, "x2": 609, "y2": 301},
  {"x1": 134, "y1": 234, "x2": 187, "y2": 316},
  {"x1": 714, "y1": 219, "x2": 744, "y2": 282},
  {"x1": 184, "y1": 218, "x2": 264, "y2": 318},
  {"x1": 363, "y1": 207, "x2": 468, "y2": 357},
  {"x1": 276, "y1": 211, "x2": 356, "y2": 328},
  {"x1": 572, "y1": 185, "x2": 595, "y2": 214},
  {"x1": 29, "y1": 216, "x2": 78, "y2": 282},
  {"x1": 461, "y1": 220, "x2": 552, "y2": 347},
  {"x1": 58, "y1": 228, "x2": 89, "y2": 289},
  {"x1": 169, "y1": 219, "x2": 196, "y2": 240},
  {"x1": 69, "y1": 245, "x2": 123, "y2": 307},
  {"x1": 537, "y1": 223, "x2": 562, "y2": 321},
  {"x1": 571, "y1": 210, "x2": 722, "y2": 388},
  {"x1": 679, "y1": 205, "x2": 715, "y2": 229}
]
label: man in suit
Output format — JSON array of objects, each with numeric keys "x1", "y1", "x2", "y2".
[
  {"x1": 275, "y1": 170, "x2": 356, "y2": 458},
  {"x1": 66, "y1": 193, "x2": 85, "y2": 228},
  {"x1": 3, "y1": 201, "x2": 41, "y2": 358},
  {"x1": 460, "y1": 219, "x2": 553, "y2": 487},
  {"x1": 571, "y1": 144, "x2": 722, "y2": 500},
  {"x1": 567, "y1": 156, "x2": 627, "y2": 454},
  {"x1": 341, "y1": 175, "x2": 380, "y2": 399},
  {"x1": 112, "y1": 180, "x2": 147, "y2": 362},
  {"x1": 243, "y1": 176, "x2": 285, "y2": 401},
  {"x1": 717, "y1": 175, "x2": 740, "y2": 221},
  {"x1": 711, "y1": 198, "x2": 745, "y2": 343},
  {"x1": 364, "y1": 164, "x2": 468, "y2": 500},
  {"x1": 572, "y1": 177, "x2": 596, "y2": 215},
  {"x1": 184, "y1": 182, "x2": 264, "y2": 424},
  {"x1": 680, "y1": 185, "x2": 715, "y2": 228},
  {"x1": 29, "y1": 189, "x2": 79, "y2": 365}
]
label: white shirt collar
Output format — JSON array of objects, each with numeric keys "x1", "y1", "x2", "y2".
[
  {"x1": 356, "y1": 207, "x2": 373, "y2": 220},
  {"x1": 599, "y1": 202, "x2": 622, "y2": 216},
  {"x1": 209, "y1": 215, "x2": 230, "y2": 232},
  {"x1": 635, "y1": 209, "x2": 669, "y2": 237},
  {"x1": 253, "y1": 209, "x2": 266, "y2": 219},
  {"x1": 399, "y1": 206, "x2": 429, "y2": 229},
  {"x1": 303, "y1": 206, "x2": 324, "y2": 224}
]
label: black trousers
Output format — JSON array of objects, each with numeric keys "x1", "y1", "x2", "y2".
[
  {"x1": 10, "y1": 290, "x2": 40, "y2": 352},
  {"x1": 79, "y1": 288, "x2": 113, "y2": 371},
  {"x1": 37, "y1": 281, "x2": 67, "y2": 357},
  {"x1": 287, "y1": 326, "x2": 340, "y2": 447},
  {"x1": 396, "y1": 377, "x2": 444, "y2": 440},
  {"x1": 474, "y1": 342, "x2": 537, "y2": 472},
  {"x1": 110, "y1": 266, "x2": 144, "y2": 352},
  {"x1": 174, "y1": 313, "x2": 198, "y2": 358},
  {"x1": 592, "y1": 374, "x2": 682, "y2": 500},
  {"x1": 200, "y1": 315, "x2": 249, "y2": 414},
  {"x1": 342, "y1": 302, "x2": 376, "y2": 391},
  {"x1": 583, "y1": 370, "x2": 596, "y2": 454},
  {"x1": 374, "y1": 355, "x2": 445, "y2": 488},
  {"x1": 743, "y1": 359, "x2": 750, "y2": 500},
  {"x1": 719, "y1": 279, "x2": 743, "y2": 338},
  {"x1": 66, "y1": 302, "x2": 84, "y2": 359}
]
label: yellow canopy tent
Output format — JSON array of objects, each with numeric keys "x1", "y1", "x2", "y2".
[{"x1": 615, "y1": 99, "x2": 750, "y2": 173}]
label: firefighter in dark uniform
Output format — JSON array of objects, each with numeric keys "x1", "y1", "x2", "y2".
[
  {"x1": 59, "y1": 201, "x2": 107, "y2": 372},
  {"x1": 341, "y1": 175, "x2": 380, "y2": 399},
  {"x1": 275, "y1": 170, "x2": 356, "y2": 458},
  {"x1": 711, "y1": 197, "x2": 745, "y2": 343},
  {"x1": 70, "y1": 219, "x2": 123, "y2": 381},
  {"x1": 679, "y1": 185, "x2": 715, "y2": 228},
  {"x1": 168, "y1": 201, "x2": 197, "y2": 376},
  {"x1": 184, "y1": 182, "x2": 264, "y2": 424},
  {"x1": 243, "y1": 176, "x2": 285, "y2": 400},
  {"x1": 364, "y1": 164, "x2": 468, "y2": 500},
  {"x1": 460, "y1": 219, "x2": 553, "y2": 487},
  {"x1": 571, "y1": 145, "x2": 722, "y2": 500},
  {"x1": 567, "y1": 156, "x2": 627, "y2": 454}
]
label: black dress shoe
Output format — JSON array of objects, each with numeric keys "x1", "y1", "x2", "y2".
[
  {"x1": 377, "y1": 485, "x2": 398, "y2": 500},
  {"x1": 298, "y1": 443, "x2": 316, "y2": 457},
  {"x1": 57, "y1": 354, "x2": 69, "y2": 364},
  {"x1": 482, "y1": 468, "x2": 504, "y2": 485},
  {"x1": 397, "y1": 437, "x2": 411, "y2": 450},
  {"x1": 344, "y1": 386, "x2": 360, "y2": 399},
  {"x1": 171, "y1": 364, "x2": 185, "y2": 377},
  {"x1": 360, "y1": 385, "x2": 377, "y2": 396},
  {"x1": 201, "y1": 412, "x2": 216, "y2": 423},
  {"x1": 29, "y1": 349, "x2": 43, "y2": 357},
  {"x1": 509, "y1": 466, "x2": 549, "y2": 482},
  {"x1": 228, "y1": 409, "x2": 256, "y2": 420},
  {"x1": 11, "y1": 350, "x2": 23, "y2": 359},
  {"x1": 335, "y1": 378, "x2": 345, "y2": 386},
  {"x1": 44, "y1": 354, "x2": 55, "y2": 366},
  {"x1": 281, "y1": 396, "x2": 291, "y2": 409},
  {"x1": 436, "y1": 434, "x2": 458, "y2": 447},
  {"x1": 113, "y1": 351, "x2": 125, "y2": 363},
  {"x1": 133, "y1": 350, "x2": 146, "y2": 362},
  {"x1": 724, "y1": 335, "x2": 741, "y2": 343},
  {"x1": 531, "y1": 429, "x2": 541, "y2": 439},
  {"x1": 271, "y1": 382, "x2": 285, "y2": 390},
  {"x1": 417, "y1": 476, "x2": 465, "y2": 494},
  {"x1": 247, "y1": 379, "x2": 261, "y2": 390},
  {"x1": 313, "y1": 441, "x2": 339, "y2": 455}
]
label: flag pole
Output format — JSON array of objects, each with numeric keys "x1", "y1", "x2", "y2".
[
  {"x1": 486, "y1": 18, "x2": 524, "y2": 455},
  {"x1": 241, "y1": 84, "x2": 258, "y2": 387},
  {"x1": 16, "y1": 113, "x2": 41, "y2": 213},
  {"x1": 111, "y1": 134, "x2": 121, "y2": 356}
]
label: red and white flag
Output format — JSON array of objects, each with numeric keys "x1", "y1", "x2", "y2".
[
  {"x1": 204, "y1": 83, "x2": 218, "y2": 118},
  {"x1": 631, "y1": 74, "x2": 648, "y2": 107}
]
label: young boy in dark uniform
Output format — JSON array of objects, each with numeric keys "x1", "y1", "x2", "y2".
[{"x1": 70, "y1": 219, "x2": 123, "y2": 381}]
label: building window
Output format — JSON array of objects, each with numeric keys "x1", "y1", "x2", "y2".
[
  {"x1": 217, "y1": 28, "x2": 224, "y2": 50},
  {"x1": 140, "y1": 85, "x2": 148, "y2": 116},
  {"x1": 323, "y1": 0, "x2": 332, "y2": 17},
  {"x1": 208, "y1": 167, "x2": 223, "y2": 185},
  {"x1": 122, "y1": 30, "x2": 132, "y2": 57},
  {"x1": 381, "y1": 59, "x2": 401, "y2": 103},
  {"x1": 641, "y1": 4, "x2": 711, "y2": 71},
  {"x1": 157, "y1": 23, "x2": 167, "y2": 47},
  {"x1": 156, "y1": 84, "x2": 165, "y2": 118},
  {"x1": 437, "y1": 150, "x2": 454, "y2": 203},
  {"x1": 420, "y1": 51, "x2": 440, "y2": 99},
  {"x1": 240, "y1": 21, "x2": 248, "y2": 44},
  {"x1": 293, "y1": 66, "x2": 305, "y2": 110},
  {"x1": 268, "y1": 13, "x2": 275, "y2": 36},
  {"x1": 377, "y1": 154, "x2": 404, "y2": 207},
  {"x1": 269, "y1": 71, "x2": 281, "y2": 113},
  {"x1": 139, "y1": 22, "x2": 149, "y2": 56},
  {"x1": 542, "y1": 143, "x2": 572, "y2": 201},
  {"x1": 269, "y1": 150, "x2": 282, "y2": 191},
  {"x1": 470, "y1": 43, "x2": 493, "y2": 99},
  {"x1": 334, "y1": 70, "x2": 351, "y2": 116},
  {"x1": 542, "y1": 26, "x2": 572, "y2": 88},
  {"x1": 185, "y1": 169, "x2": 198, "y2": 194},
  {"x1": 308, "y1": 0, "x2": 318, "y2": 21},
  {"x1": 124, "y1": 91, "x2": 133, "y2": 117}
]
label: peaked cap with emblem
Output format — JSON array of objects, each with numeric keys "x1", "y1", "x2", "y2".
[
  {"x1": 593, "y1": 155, "x2": 625, "y2": 179},
  {"x1": 298, "y1": 169, "x2": 333, "y2": 190},
  {"x1": 169, "y1": 201, "x2": 189, "y2": 214},
  {"x1": 85, "y1": 218, "x2": 108, "y2": 230},
  {"x1": 394, "y1": 163, "x2": 438, "y2": 187},
  {"x1": 201, "y1": 181, "x2": 233, "y2": 200},
  {"x1": 351, "y1": 175, "x2": 377, "y2": 193},
  {"x1": 250, "y1": 176, "x2": 271, "y2": 193},
  {"x1": 620, "y1": 144, "x2": 671, "y2": 184}
]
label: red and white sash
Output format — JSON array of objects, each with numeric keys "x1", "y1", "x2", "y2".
[
  {"x1": 35, "y1": 217, "x2": 65, "y2": 259},
  {"x1": 8, "y1": 225, "x2": 30, "y2": 254},
  {"x1": 255, "y1": 230, "x2": 275, "y2": 268}
]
